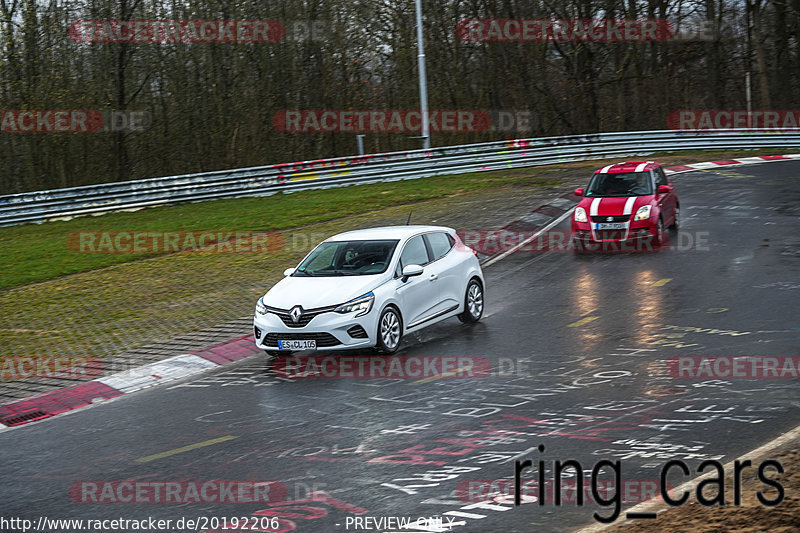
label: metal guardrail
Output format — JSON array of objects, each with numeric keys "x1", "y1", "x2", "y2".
[{"x1": 1, "y1": 129, "x2": 799, "y2": 226}]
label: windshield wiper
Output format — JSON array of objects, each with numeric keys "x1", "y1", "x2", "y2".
[{"x1": 332, "y1": 270, "x2": 360, "y2": 276}]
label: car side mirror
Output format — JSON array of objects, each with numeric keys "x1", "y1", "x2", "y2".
[
  {"x1": 574, "y1": 188, "x2": 584, "y2": 196},
  {"x1": 657, "y1": 185, "x2": 670, "y2": 194},
  {"x1": 283, "y1": 267, "x2": 296, "y2": 277},
  {"x1": 401, "y1": 264, "x2": 423, "y2": 282}
]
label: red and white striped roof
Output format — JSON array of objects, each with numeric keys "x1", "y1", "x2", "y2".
[{"x1": 594, "y1": 161, "x2": 661, "y2": 174}]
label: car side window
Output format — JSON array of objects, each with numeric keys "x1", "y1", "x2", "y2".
[
  {"x1": 396, "y1": 235, "x2": 430, "y2": 276},
  {"x1": 426, "y1": 232, "x2": 454, "y2": 261},
  {"x1": 655, "y1": 168, "x2": 668, "y2": 187}
]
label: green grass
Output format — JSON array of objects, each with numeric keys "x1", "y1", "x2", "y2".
[{"x1": 0, "y1": 169, "x2": 555, "y2": 290}]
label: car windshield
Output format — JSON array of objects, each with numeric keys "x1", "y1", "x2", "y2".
[
  {"x1": 584, "y1": 171, "x2": 654, "y2": 197},
  {"x1": 294, "y1": 239, "x2": 399, "y2": 277}
]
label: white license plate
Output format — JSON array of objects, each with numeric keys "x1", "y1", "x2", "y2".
[
  {"x1": 278, "y1": 339, "x2": 317, "y2": 350},
  {"x1": 596, "y1": 223, "x2": 626, "y2": 230}
]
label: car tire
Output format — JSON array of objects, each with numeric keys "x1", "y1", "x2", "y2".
[
  {"x1": 668, "y1": 205, "x2": 680, "y2": 233},
  {"x1": 457, "y1": 279, "x2": 484, "y2": 323},
  {"x1": 652, "y1": 217, "x2": 664, "y2": 248},
  {"x1": 376, "y1": 306, "x2": 402, "y2": 354}
]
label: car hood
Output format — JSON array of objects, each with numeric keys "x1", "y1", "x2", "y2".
[
  {"x1": 578, "y1": 195, "x2": 654, "y2": 217},
  {"x1": 262, "y1": 274, "x2": 386, "y2": 309}
]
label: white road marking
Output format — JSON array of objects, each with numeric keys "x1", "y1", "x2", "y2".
[{"x1": 482, "y1": 209, "x2": 573, "y2": 268}]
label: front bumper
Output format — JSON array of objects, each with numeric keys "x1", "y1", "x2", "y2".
[
  {"x1": 253, "y1": 308, "x2": 378, "y2": 352},
  {"x1": 571, "y1": 219, "x2": 657, "y2": 251}
]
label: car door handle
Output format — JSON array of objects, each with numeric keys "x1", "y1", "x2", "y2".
[{"x1": 429, "y1": 273, "x2": 438, "y2": 281}]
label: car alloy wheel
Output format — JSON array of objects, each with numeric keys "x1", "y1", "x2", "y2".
[
  {"x1": 377, "y1": 307, "x2": 402, "y2": 353},
  {"x1": 458, "y1": 279, "x2": 483, "y2": 323}
]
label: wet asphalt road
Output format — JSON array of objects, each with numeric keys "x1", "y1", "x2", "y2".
[{"x1": 1, "y1": 161, "x2": 798, "y2": 533}]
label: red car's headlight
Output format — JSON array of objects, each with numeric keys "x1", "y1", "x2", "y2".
[{"x1": 634, "y1": 205, "x2": 652, "y2": 221}]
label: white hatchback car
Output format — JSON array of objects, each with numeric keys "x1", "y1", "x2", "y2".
[{"x1": 254, "y1": 225, "x2": 485, "y2": 354}]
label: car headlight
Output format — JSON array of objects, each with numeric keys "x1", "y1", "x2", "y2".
[
  {"x1": 574, "y1": 207, "x2": 588, "y2": 223},
  {"x1": 255, "y1": 298, "x2": 269, "y2": 315},
  {"x1": 634, "y1": 205, "x2": 652, "y2": 221},
  {"x1": 335, "y1": 292, "x2": 374, "y2": 317}
]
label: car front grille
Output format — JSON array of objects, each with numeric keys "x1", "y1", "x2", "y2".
[
  {"x1": 266, "y1": 305, "x2": 337, "y2": 328},
  {"x1": 594, "y1": 230, "x2": 627, "y2": 241},
  {"x1": 263, "y1": 332, "x2": 342, "y2": 347},
  {"x1": 590, "y1": 214, "x2": 630, "y2": 223}
]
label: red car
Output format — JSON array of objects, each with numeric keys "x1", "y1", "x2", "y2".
[{"x1": 571, "y1": 161, "x2": 679, "y2": 251}]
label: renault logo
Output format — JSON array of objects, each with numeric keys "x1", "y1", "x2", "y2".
[{"x1": 290, "y1": 306, "x2": 303, "y2": 323}]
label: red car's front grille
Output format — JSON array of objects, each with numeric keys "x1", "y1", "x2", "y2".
[
  {"x1": 595, "y1": 230, "x2": 627, "y2": 241},
  {"x1": 590, "y1": 214, "x2": 630, "y2": 223}
]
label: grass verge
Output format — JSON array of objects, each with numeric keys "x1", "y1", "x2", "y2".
[{"x1": 0, "y1": 168, "x2": 556, "y2": 290}]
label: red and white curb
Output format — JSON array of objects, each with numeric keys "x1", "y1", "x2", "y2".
[
  {"x1": 2, "y1": 152, "x2": 798, "y2": 430},
  {"x1": 663, "y1": 153, "x2": 800, "y2": 175},
  {"x1": 0, "y1": 334, "x2": 261, "y2": 428}
]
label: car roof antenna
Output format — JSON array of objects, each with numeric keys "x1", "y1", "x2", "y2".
[{"x1": 406, "y1": 211, "x2": 413, "y2": 225}]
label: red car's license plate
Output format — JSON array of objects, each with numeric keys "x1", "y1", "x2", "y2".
[{"x1": 596, "y1": 223, "x2": 626, "y2": 230}]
